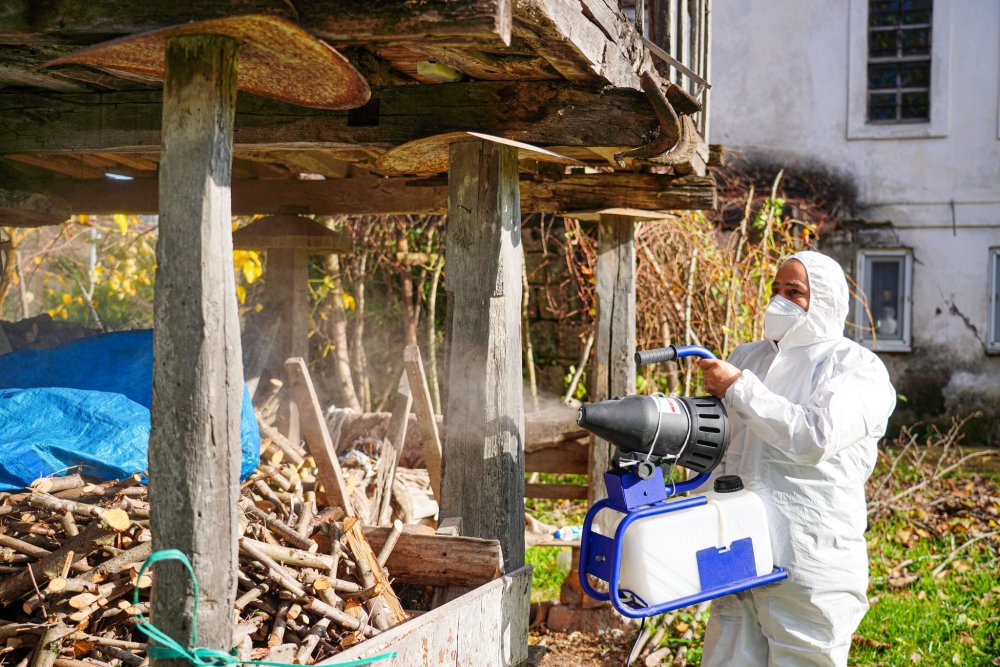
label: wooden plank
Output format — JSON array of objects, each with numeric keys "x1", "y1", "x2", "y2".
[
  {"x1": 326, "y1": 566, "x2": 531, "y2": 667},
  {"x1": 441, "y1": 140, "x2": 525, "y2": 573},
  {"x1": 32, "y1": 172, "x2": 717, "y2": 216},
  {"x1": 363, "y1": 526, "x2": 503, "y2": 588},
  {"x1": 524, "y1": 442, "x2": 588, "y2": 474},
  {"x1": 588, "y1": 213, "x2": 636, "y2": 532},
  {"x1": 524, "y1": 483, "x2": 588, "y2": 500},
  {"x1": 6, "y1": 154, "x2": 104, "y2": 179},
  {"x1": 403, "y1": 344, "x2": 443, "y2": 499},
  {"x1": 0, "y1": 82, "x2": 657, "y2": 154},
  {"x1": 0, "y1": 0, "x2": 510, "y2": 48},
  {"x1": 283, "y1": 357, "x2": 355, "y2": 517},
  {"x1": 372, "y1": 371, "x2": 413, "y2": 525},
  {"x1": 148, "y1": 34, "x2": 242, "y2": 666}
]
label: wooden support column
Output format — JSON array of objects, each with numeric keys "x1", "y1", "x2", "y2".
[
  {"x1": 268, "y1": 248, "x2": 309, "y2": 443},
  {"x1": 234, "y1": 214, "x2": 352, "y2": 441},
  {"x1": 148, "y1": 35, "x2": 242, "y2": 666},
  {"x1": 588, "y1": 213, "x2": 637, "y2": 528},
  {"x1": 441, "y1": 140, "x2": 525, "y2": 573}
]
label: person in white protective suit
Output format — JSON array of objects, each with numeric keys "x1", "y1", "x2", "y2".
[{"x1": 696, "y1": 251, "x2": 896, "y2": 666}]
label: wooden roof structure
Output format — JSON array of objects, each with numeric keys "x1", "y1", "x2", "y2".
[
  {"x1": 0, "y1": 3, "x2": 717, "y2": 663},
  {"x1": 0, "y1": 0, "x2": 716, "y2": 222}
]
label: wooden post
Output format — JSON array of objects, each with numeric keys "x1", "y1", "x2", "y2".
[
  {"x1": 267, "y1": 248, "x2": 309, "y2": 444},
  {"x1": 441, "y1": 140, "x2": 525, "y2": 572},
  {"x1": 587, "y1": 213, "x2": 637, "y2": 528},
  {"x1": 148, "y1": 34, "x2": 241, "y2": 666}
]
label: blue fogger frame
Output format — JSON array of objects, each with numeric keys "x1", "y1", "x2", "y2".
[{"x1": 578, "y1": 345, "x2": 788, "y2": 618}]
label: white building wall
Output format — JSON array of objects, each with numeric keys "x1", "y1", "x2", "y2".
[{"x1": 710, "y1": 0, "x2": 1000, "y2": 422}]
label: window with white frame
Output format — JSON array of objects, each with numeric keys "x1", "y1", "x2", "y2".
[
  {"x1": 847, "y1": 0, "x2": 950, "y2": 139},
  {"x1": 989, "y1": 249, "x2": 1000, "y2": 352},
  {"x1": 867, "y1": 0, "x2": 933, "y2": 123},
  {"x1": 856, "y1": 250, "x2": 912, "y2": 351}
]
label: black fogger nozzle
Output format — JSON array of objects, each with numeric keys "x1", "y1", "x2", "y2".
[{"x1": 576, "y1": 394, "x2": 730, "y2": 474}]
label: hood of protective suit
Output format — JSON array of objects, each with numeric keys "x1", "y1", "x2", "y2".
[{"x1": 777, "y1": 251, "x2": 849, "y2": 349}]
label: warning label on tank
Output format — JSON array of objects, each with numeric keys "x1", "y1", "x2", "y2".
[{"x1": 652, "y1": 395, "x2": 681, "y2": 414}]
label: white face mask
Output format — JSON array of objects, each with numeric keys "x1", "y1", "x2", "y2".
[{"x1": 764, "y1": 295, "x2": 807, "y2": 341}]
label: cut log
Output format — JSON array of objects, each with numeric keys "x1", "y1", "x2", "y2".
[{"x1": 363, "y1": 525, "x2": 502, "y2": 588}]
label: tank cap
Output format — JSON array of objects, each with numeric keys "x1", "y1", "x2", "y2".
[{"x1": 714, "y1": 475, "x2": 744, "y2": 493}]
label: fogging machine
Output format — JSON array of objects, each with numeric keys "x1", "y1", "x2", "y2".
[{"x1": 575, "y1": 344, "x2": 787, "y2": 618}]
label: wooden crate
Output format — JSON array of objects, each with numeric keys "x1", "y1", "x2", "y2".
[{"x1": 324, "y1": 566, "x2": 532, "y2": 667}]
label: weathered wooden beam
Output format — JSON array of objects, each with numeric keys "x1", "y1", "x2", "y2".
[
  {"x1": 512, "y1": 0, "x2": 651, "y2": 89},
  {"x1": 524, "y1": 442, "x2": 588, "y2": 474},
  {"x1": 587, "y1": 212, "x2": 637, "y2": 532},
  {"x1": 0, "y1": 0, "x2": 510, "y2": 47},
  {"x1": 148, "y1": 34, "x2": 242, "y2": 667},
  {"x1": 0, "y1": 82, "x2": 657, "y2": 154},
  {"x1": 525, "y1": 483, "x2": 588, "y2": 500},
  {"x1": 263, "y1": 249, "x2": 309, "y2": 444},
  {"x1": 0, "y1": 189, "x2": 71, "y2": 227},
  {"x1": 441, "y1": 140, "x2": 525, "y2": 573},
  {"x1": 29, "y1": 173, "x2": 717, "y2": 215}
]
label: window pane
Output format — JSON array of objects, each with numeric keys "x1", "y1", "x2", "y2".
[
  {"x1": 869, "y1": 93, "x2": 898, "y2": 121},
  {"x1": 866, "y1": 0, "x2": 932, "y2": 125},
  {"x1": 867, "y1": 259, "x2": 904, "y2": 341},
  {"x1": 900, "y1": 27, "x2": 931, "y2": 55},
  {"x1": 898, "y1": 61, "x2": 930, "y2": 87},
  {"x1": 868, "y1": 63, "x2": 898, "y2": 89},
  {"x1": 901, "y1": 0, "x2": 932, "y2": 24},
  {"x1": 869, "y1": 29, "x2": 898, "y2": 58},
  {"x1": 869, "y1": 1, "x2": 901, "y2": 26},
  {"x1": 901, "y1": 91, "x2": 930, "y2": 120}
]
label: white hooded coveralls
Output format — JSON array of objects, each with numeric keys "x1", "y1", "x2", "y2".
[{"x1": 701, "y1": 251, "x2": 896, "y2": 667}]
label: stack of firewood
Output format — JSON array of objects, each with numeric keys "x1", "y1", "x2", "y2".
[{"x1": 0, "y1": 466, "x2": 410, "y2": 667}]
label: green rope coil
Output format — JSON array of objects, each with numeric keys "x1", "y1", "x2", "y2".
[{"x1": 132, "y1": 549, "x2": 396, "y2": 667}]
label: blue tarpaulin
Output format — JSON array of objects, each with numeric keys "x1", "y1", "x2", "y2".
[{"x1": 0, "y1": 329, "x2": 260, "y2": 491}]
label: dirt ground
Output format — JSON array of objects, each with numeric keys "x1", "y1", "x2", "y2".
[{"x1": 531, "y1": 628, "x2": 635, "y2": 666}]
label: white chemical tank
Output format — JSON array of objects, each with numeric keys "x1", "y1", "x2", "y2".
[{"x1": 616, "y1": 475, "x2": 775, "y2": 605}]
